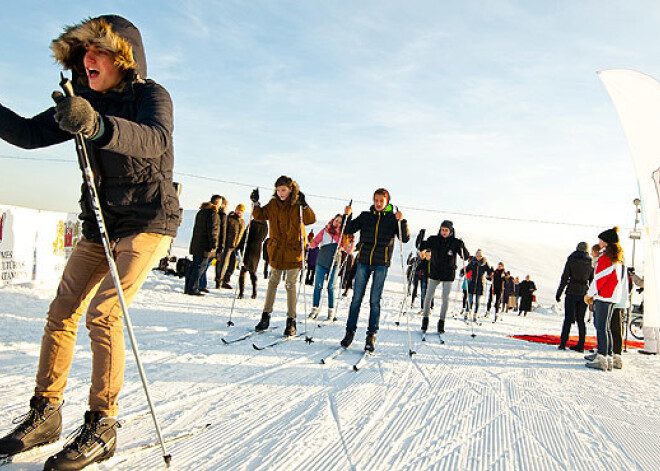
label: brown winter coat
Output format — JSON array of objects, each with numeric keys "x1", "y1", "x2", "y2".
[
  {"x1": 252, "y1": 182, "x2": 316, "y2": 269},
  {"x1": 224, "y1": 211, "x2": 246, "y2": 249}
]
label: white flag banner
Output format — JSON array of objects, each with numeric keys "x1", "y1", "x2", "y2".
[
  {"x1": 0, "y1": 204, "x2": 81, "y2": 286},
  {"x1": 599, "y1": 69, "x2": 660, "y2": 328}
]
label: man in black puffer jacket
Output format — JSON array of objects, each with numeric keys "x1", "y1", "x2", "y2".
[
  {"x1": 556, "y1": 242, "x2": 593, "y2": 352},
  {"x1": 339, "y1": 188, "x2": 410, "y2": 352},
  {"x1": 418, "y1": 220, "x2": 469, "y2": 333},
  {"x1": 0, "y1": 15, "x2": 179, "y2": 470}
]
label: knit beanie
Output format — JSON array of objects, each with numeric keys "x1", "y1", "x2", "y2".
[
  {"x1": 440, "y1": 220, "x2": 454, "y2": 231},
  {"x1": 598, "y1": 227, "x2": 619, "y2": 244},
  {"x1": 576, "y1": 242, "x2": 589, "y2": 252}
]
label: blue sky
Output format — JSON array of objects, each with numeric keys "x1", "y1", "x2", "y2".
[{"x1": 1, "y1": 0, "x2": 659, "y2": 243}]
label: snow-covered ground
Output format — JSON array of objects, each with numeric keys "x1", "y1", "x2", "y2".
[{"x1": 1, "y1": 264, "x2": 659, "y2": 470}]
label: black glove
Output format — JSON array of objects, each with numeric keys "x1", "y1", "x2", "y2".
[
  {"x1": 298, "y1": 191, "x2": 307, "y2": 208},
  {"x1": 250, "y1": 188, "x2": 260, "y2": 203},
  {"x1": 52, "y1": 92, "x2": 100, "y2": 139},
  {"x1": 555, "y1": 295, "x2": 561, "y2": 303}
]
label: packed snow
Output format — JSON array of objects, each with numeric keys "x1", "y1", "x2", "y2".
[{"x1": 1, "y1": 243, "x2": 659, "y2": 470}]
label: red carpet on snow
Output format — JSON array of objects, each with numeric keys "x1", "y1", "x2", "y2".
[{"x1": 509, "y1": 334, "x2": 644, "y2": 350}]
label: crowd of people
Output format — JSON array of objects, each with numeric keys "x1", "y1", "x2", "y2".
[{"x1": 0, "y1": 12, "x2": 656, "y2": 471}]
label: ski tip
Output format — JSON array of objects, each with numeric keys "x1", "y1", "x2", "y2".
[
  {"x1": 221, "y1": 338, "x2": 229, "y2": 345},
  {"x1": 252, "y1": 344, "x2": 262, "y2": 350}
]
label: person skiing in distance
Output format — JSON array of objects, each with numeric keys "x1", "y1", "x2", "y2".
[
  {"x1": 417, "y1": 220, "x2": 469, "y2": 334},
  {"x1": 309, "y1": 214, "x2": 353, "y2": 320},
  {"x1": 555, "y1": 242, "x2": 593, "y2": 352},
  {"x1": 217, "y1": 204, "x2": 246, "y2": 289},
  {"x1": 490, "y1": 262, "x2": 506, "y2": 315},
  {"x1": 517, "y1": 275, "x2": 537, "y2": 316},
  {"x1": 185, "y1": 197, "x2": 221, "y2": 295},
  {"x1": 339, "y1": 188, "x2": 410, "y2": 352},
  {"x1": 305, "y1": 230, "x2": 318, "y2": 285},
  {"x1": 213, "y1": 196, "x2": 229, "y2": 288},
  {"x1": 584, "y1": 227, "x2": 627, "y2": 371},
  {"x1": 502, "y1": 272, "x2": 516, "y2": 314},
  {"x1": 237, "y1": 219, "x2": 268, "y2": 299},
  {"x1": 251, "y1": 176, "x2": 316, "y2": 337},
  {"x1": 465, "y1": 250, "x2": 490, "y2": 319},
  {"x1": 0, "y1": 15, "x2": 179, "y2": 469}
]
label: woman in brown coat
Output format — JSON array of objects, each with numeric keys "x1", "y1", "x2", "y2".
[{"x1": 251, "y1": 175, "x2": 316, "y2": 336}]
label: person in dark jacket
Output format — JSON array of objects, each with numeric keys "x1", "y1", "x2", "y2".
[
  {"x1": 502, "y1": 272, "x2": 516, "y2": 314},
  {"x1": 418, "y1": 220, "x2": 469, "y2": 333},
  {"x1": 556, "y1": 242, "x2": 593, "y2": 351},
  {"x1": 489, "y1": 262, "x2": 506, "y2": 314},
  {"x1": 185, "y1": 198, "x2": 221, "y2": 295},
  {"x1": 465, "y1": 250, "x2": 491, "y2": 319},
  {"x1": 518, "y1": 275, "x2": 537, "y2": 316},
  {"x1": 212, "y1": 196, "x2": 229, "y2": 288},
  {"x1": 197, "y1": 195, "x2": 225, "y2": 292},
  {"x1": 339, "y1": 188, "x2": 410, "y2": 352},
  {"x1": 0, "y1": 15, "x2": 179, "y2": 469},
  {"x1": 217, "y1": 204, "x2": 246, "y2": 289},
  {"x1": 237, "y1": 219, "x2": 268, "y2": 299}
]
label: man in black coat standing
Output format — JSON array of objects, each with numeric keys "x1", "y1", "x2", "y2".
[
  {"x1": 556, "y1": 242, "x2": 593, "y2": 351},
  {"x1": 185, "y1": 197, "x2": 221, "y2": 295}
]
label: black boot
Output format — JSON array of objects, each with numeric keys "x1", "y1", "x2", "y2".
[
  {"x1": 251, "y1": 274, "x2": 258, "y2": 299},
  {"x1": 421, "y1": 316, "x2": 429, "y2": 332},
  {"x1": 340, "y1": 330, "x2": 355, "y2": 348},
  {"x1": 284, "y1": 317, "x2": 297, "y2": 337},
  {"x1": 255, "y1": 312, "x2": 270, "y2": 331},
  {"x1": 0, "y1": 396, "x2": 62, "y2": 456},
  {"x1": 365, "y1": 333, "x2": 376, "y2": 352},
  {"x1": 438, "y1": 319, "x2": 445, "y2": 334},
  {"x1": 43, "y1": 411, "x2": 119, "y2": 471},
  {"x1": 238, "y1": 275, "x2": 245, "y2": 299}
]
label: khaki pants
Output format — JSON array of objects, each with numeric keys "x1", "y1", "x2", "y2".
[
  {"x1": 263, "y1": 268, "x2": 300, "y2": 319},
  {"x1": 35, "y1": 233, "x2": 171, "y2": 417}
]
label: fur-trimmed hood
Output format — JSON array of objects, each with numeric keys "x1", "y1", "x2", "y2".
[
  {"x1": 51, "y1": 15, "x2": 147, "y2": 87},
  {"x1": 271, "y1": 180, "x2": 301, "y2": 206}
]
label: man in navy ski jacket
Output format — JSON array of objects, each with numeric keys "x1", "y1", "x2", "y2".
[{"x1": 340, "y1": 188, "x2": 410, "y2": 352}]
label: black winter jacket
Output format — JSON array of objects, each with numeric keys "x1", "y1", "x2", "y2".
[
  {"x1": 556, "y1": 250, "x2": 593, "y2": 298},
  {"x1": 189, "y1": 203, "x2": 220, "y2": 258},
  {"x1": 466, "y1": 257, "x2": 491, "y2": 295},
  {"x1": 0, "y1": 15, "x2": 180, "y2": 242},
  {"x1": 344, "y1": 206, "x2": 410, "y2": 267},
  {"x1": 216, "y1": 209, "x2": 228, "y2": 255},
  {"x1": 238, "y1": 220, "x2": 268, "y2": 272},
  {"x1": 419, "y1": 232, "x2": 469, "y2": 281}
]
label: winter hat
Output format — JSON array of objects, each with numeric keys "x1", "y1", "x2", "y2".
[
  {"x1": 440, "y1": 220, "x2": 453, "y2": 230},
  {"x1": 598, "y1": 227, "x2": 619, "y2": 244},
  {"x1": 576, "y1": 241, "x2": 589, "y2": 253},
  {"x1": 235, "y1": 204, "x2": 245, "y2": 212}
]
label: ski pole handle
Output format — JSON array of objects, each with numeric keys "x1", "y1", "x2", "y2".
[{"x1": 59, "y1": 72, "x2": 75, "y2": 98}]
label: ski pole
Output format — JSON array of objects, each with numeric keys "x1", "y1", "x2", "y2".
[
  {"x1": 299, "y1": 204, "x2": 308, "y2": 333},
  {"x1": 57, "y1": 74, "x2": 171, "y2": 467},
  {"x1": 226, "y1": 204, "x2": 253, "y2": 327},
  {"x1": 305, "y1": 201, "x2": 351, "y2": 343},
  {"x1": 395, "y1": 255, "x2": 418, "y2": 326},
  {"x1": 394, "y1": 206, "x2": 414, "y2": 356}
]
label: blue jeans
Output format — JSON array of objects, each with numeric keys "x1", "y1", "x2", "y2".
[
  {"x1": 199, "y1": 258, "x2": 213, "y2": 290},
  {"x1": 468, "y1": 293, "x2": 481, "y2": 313},
  {"x1": 594, "y1": 300, "x2": 614, "y2": 356},
  {"x1": 312, "y1": 264, "x2": 339, "y2": 309},
  {"x1": 185, "y1": 255, "x2": 211, "y2": 294},
  {"x1": 346, "y1": 263, "x2": 388, "y2": 334}
]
